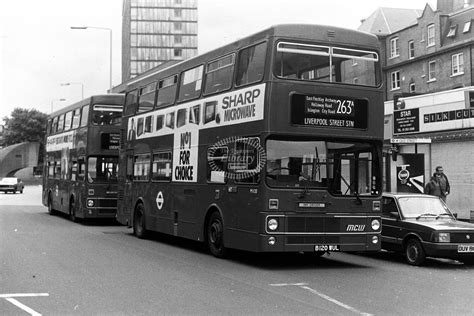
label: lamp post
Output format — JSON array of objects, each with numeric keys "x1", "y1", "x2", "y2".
[
  {"x1": 60, "y1": 82, "x2": 84, "y2": 100},
  {"x1": 51, "y1": 98, "x2": 66, "y2": 113},
  {"x1": 70, "y1": 26, "x2": 112, "y2": 91}
]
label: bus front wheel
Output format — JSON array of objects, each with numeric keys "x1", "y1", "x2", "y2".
[
  {"x1": 133, "y1": 203, "x2": 148, "y2": 239},
  {"x1": 207, "y1": 211, "x2": 227, "y2": 258}
]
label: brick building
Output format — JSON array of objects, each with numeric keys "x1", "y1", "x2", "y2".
[{"x1": 360, "y1": 0, "x2": 474, "y2": 219}]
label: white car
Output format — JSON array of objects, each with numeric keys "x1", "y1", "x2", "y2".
[{"x1": 0, "y1": 177, "x2": 24, "y2": 194}]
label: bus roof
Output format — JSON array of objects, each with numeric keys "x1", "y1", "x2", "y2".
[
  {"x1": 49, "y1": 94, "x2": 124, "y2": 118},
  {"x1": 122, "y1": 24, "x2": 379, "y2": 91}
]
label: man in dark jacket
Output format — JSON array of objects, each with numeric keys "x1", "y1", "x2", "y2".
[{"x1": 435, "y1": 166, "x2": 450, "y2": 202}]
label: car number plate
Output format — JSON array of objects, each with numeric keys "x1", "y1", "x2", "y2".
[
  {"x1": 457, "y1": 245, "x2": 474, "y2": 253},
  {"x1": 315, "y1": 245, "x2": 340, "y2": 252}
]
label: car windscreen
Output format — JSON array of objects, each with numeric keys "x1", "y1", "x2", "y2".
[{"x1": 397, "y1": 196, "x2": 451, "y2": 218}]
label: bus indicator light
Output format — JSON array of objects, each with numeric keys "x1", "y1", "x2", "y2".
[
  {"x1": 269, "y1": 199, "x2": 279, "y2": 210},
  {"x1": 268, "y1": 237, "x2": 276, "y2": 245}
]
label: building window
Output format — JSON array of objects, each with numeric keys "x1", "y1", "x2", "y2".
[
  {"x1": 391, "y1": 71, "x2": 400, "y2": 90},
  {"x1": 447, "y1": 24, "x2": 457, "y2": 38},
  {"x1": 463, "y1": 21, "x2": 471, "y2": 33},
  {"x1": 427, "y1": 24, "x2": 435, "y2": 46},
  {"x1": 174, "y1": 35, "x2": 182, "y2": 44},
  {"x1": 174, "y1": 9, "x2": 182, "y2": 18},
  {"x1": 174, "y1": 22, "x2": 182, "y2": 31},
  {"x1": 409, "y1": 82, "x2": 415, "y2": 93},
  {"x1": 452, "y1": 53, "x2": 464, "y2": 76},
  {"x1": 408, "y1": 40, "x2": 415, "y2": 59},
  {"x1": 390, "y1": 37, "x2": 399, "y2": 58},
  {"x1": 428, "y1": 61, "x2": 436, "y2": 81},
  {"x1": 174, "y1": 48, "x2": 182, "y2": 57}
]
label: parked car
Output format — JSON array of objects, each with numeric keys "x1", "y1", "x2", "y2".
[
  {"x1": 381, "y1": 193, "x2": 474, "y2": 266},
  {"x1": 0, "y1": 177, "x2": 24, "y2": 194}
]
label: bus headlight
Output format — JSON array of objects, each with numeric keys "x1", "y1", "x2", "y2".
[
  {"x1": 267, "y1": 218, "x2": 278, "y2": 231},
  {"x1": 372, "y1": 236, "x2": 379, "y2": 244},
  {"x1": 371, "y1": 219, "x2": 380, "y2": 231},
  {"x1": 87, "y1": 199, "x2": 94, "y2": 207}
]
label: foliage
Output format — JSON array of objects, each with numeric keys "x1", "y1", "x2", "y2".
[{"x1": 3, "y1": 108, "x2": 48, "y2": 163}]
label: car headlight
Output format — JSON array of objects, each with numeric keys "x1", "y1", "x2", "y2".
[
  {"x1": 434, "y1": 232, "x2": 450, "y2": 243},
  {"x1": 267, "y1": 218, "x2": 278, "y2": 231},
  {"x1": 371, "y1": 219, "x2": 381, "y2": 231}
]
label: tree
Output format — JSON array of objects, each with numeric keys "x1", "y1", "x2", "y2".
[{"x1": 3, "y1": 108, "x2": 48, "y2": 163}]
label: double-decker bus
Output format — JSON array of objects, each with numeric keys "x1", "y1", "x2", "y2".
[
  {"x1": 117, "y1": 24, "x2": 383, "y2": 257},
  {"x1": 42, "y1": 94, "x2": 124, "y2": 221}
]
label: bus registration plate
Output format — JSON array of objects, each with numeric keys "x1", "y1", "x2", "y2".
[
  {"x1": 458, "y1": 245, "x2": 474, "y2": 253},
  {"x1": 315, "y1": 245, "x2": 340, "y2": 252}
]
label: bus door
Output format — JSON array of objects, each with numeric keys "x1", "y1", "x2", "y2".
[{"x1": 150, "y1": 151, "x2": 175, "y2": 235}]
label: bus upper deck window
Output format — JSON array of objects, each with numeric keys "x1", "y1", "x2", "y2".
[
  {"x1": 178, "y1": 65, "x2": 203, "y2": 102},
  {"x1": 80, "y1": 105, "x2": 89, "y2": 127},
  {"x1": 124, "y1": 89, "x2": 139, "y2": 116},
  {"x1": 138, "y1": 82, "x2": 156, "y2": 113},
  {"x1": 157, "y1": 75, "x2": 178, "y2": 108},
  {"x1": 236, "y1": 42, "x2": 266, "y2": 87}
]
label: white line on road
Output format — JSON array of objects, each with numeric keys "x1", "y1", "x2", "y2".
[
  {"x1": 270, "y1": 283, "x2": 372, "y2": 316},
  {"x1": 5, "y1": 298, "x2": 42, "y2": 316},
  {"x1": 1, "y1": 293, "x2": 49, "y2": 316},
  {"x1": 0, "y1": 293, "x2": 49, "y2": 298}
]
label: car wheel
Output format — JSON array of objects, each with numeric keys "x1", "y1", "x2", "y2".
[
  {"x1": 207, "y1": 211, "x2": 227, "y2": 258},
  {"x1": 133, "y1": 203, "x2": 148, "y2": 239},
  {"x1": 405, "y1": 238, "x2": 426, "y2": 266}
]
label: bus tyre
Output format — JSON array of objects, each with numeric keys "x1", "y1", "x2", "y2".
[
  {"x1": 207, "y1": 212, "x2": 227, "y2": 258},
  {"x1": 133, "y1": 204, "x2": 148, "y2": 239},
  {"x1": 48, "y1": 194, "x2": 55, "y2": 215},
  {"x1": 405, "y1": 238, "x2": 425, "y2": 266},
  {"x1": 69, "y1": 198, "x2": 79, "y2": 222}
]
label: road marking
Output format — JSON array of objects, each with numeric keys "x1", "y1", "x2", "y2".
[
  {"x1": 1, "y1": 293, "x2": 49, "y2": 316},
  {"x1": 270, "y1": 283, "x2": 372, "y2": 315},
  {"x1": 0, "y1": 293, "x2": 49, "y2": 298},
  {"x1": 5, "y1": 298, "x2": 42, "y2": 316}
]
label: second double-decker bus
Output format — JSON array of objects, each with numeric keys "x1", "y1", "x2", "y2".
[
  {"x1": 117, "y1": 24, "x2": 383, "y2": 257},
  {"x1": 42, "y1": 94, "x2": 124, "y2": 221}
]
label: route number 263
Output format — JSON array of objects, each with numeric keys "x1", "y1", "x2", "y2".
[{"x1": 336, "y1": 100, "x2": 354, "y2": 115}]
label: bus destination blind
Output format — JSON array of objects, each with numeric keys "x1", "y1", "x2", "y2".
[{"x1": 291, "y1": 94, "x2": 368, "y2": 129}]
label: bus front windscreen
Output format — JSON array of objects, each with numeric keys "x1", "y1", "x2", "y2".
[
  {"x1": 91, "y1": 104, "x2": 123, "y2": 126},
  {"x1": 266, "y1": 139, "x2": 380, "y2": 196},
  {"x1": 274, "y1": 42, "x2": 380, "y2": 87},
  {"x1": 87, "y1": 156, "x2": 119, "y2": 183}
]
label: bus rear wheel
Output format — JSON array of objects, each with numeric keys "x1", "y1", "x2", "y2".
[
  {"x1": 133, "y1": 203, "x2": 148, "y2": 239},
  {"x1": 207, "y1": 211, "x2": 227, "y2": 258}
]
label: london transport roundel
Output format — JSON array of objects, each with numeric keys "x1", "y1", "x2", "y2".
[{"x1": 156, "y1": 191, "x2": 164, "y2": 210}]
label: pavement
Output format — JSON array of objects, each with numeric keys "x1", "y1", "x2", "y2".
[{"x1": 0, "y1": 185, "x2": 43, "y2": 206}]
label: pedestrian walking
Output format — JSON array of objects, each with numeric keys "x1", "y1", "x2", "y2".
[
  {"x1": 435, "y1": 166, "x2": 450, "y2": 202},
  {"x1": 425, "y1": 173, "x2": 443, "y2": 200}
]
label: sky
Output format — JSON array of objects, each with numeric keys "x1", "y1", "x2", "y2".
[{"x1": 0, "y1": 0, "x2": 437, "y2": 123}]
